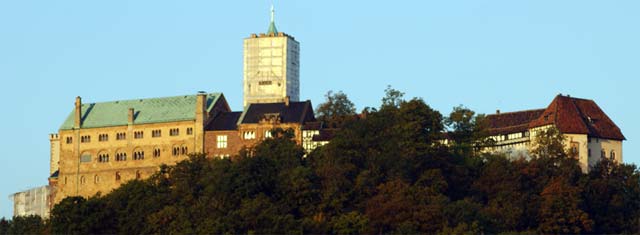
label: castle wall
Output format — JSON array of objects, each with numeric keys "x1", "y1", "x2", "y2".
[{"x1": 55, "y1": 120, "x2": 198, "y2": 204}]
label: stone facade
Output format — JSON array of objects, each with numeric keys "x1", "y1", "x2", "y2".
[{"x1": 50, "y1": 93, "x2": 230, "y2": 204}]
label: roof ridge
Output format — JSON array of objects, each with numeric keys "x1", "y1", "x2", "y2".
[
  {"x1": 80, "y1": 92, "x2": 222, "y2": 105},
  {"x1": 556, "y1": 94, "x2": 594, "y2": 102},
  {"x1": 486, "y1": 108, "x2": 546, "y2": 116}
]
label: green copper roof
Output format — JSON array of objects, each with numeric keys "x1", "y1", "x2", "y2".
[
  {"x1": 267, "y1": 21, "x2": 278, "y2": 34},
  {"x1": 59, "y1": 93, "x2": 222, "y2": 130}
]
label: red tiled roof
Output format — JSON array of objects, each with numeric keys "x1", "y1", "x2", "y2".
[
  {"x1": 485, "y1": 109, "x2": 545, "y2": 136},
  {"x1": 529, "y1": 95, "x2": 625, "y2": 140},
  {"x1": 485, "y1": 95, "x2": 624, "y2": 140}
]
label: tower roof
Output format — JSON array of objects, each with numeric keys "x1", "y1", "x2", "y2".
[{"x1": 267, "y1": 5, "x2": 278, "y2": 34}]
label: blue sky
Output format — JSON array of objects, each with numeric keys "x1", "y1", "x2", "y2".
[{"x1": 0, "y1": 1, "x2": 638, "y2": 218}]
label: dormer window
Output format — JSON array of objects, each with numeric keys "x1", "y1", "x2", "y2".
[{"x1": 260, "y1": 113, "x2": 281, "y2": 124}]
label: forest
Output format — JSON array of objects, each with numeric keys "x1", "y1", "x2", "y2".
[{"x1": 2, "y1": 88, "x2": 639, "y2": 234}]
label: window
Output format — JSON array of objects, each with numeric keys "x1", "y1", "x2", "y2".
[
  {"x1": 265, "y1": 130, "x2": 272, "y2": 139},
  {"x1": 98, "y1": 153, "x2": 109, "y2": 163},
  {"x1": 153, "y1": 147, "x2": 161, "y2": 158},
  {"x1": 80, "y1": 153, "x2": 92, "y2": 163},
  {"x1": 152, "y1": 130, "x2": 162, "y2": 138},
  {"x1": 214, "y1": 154, "x2": 231, "y2": 159},
  {"x1": 80, "y1": 176, "x2": 86, "y2": 185},
  {"x1": 115, "y1": 172, "x2": 121, "y2": 181},
  {"x1": 116, "y1": 152, "x2": 127, "y2": 161},
  {"x1": 601, "y1": 149, "x2": 606, "y2": 158},
  {"x1": 259, "y1": 81, "x2": 273, "y2": 85},
  {"x1": 570, "y1": 142, "x2": 579, "y2": 157},
  {"x1": 133, "y1": 150, "x2": 145, "y2": 160},
  {"x1": 243, "y1": 131, "x2": 256, "y2": 140},
  {"x1": 187, "y1": 128, "x2": 193, "y2": 135},
  {"x1": 116, "y1": 132, "x2": 126, "y2": 140},
  {"x1": 134, "y1": 131, "x2": 144, "y2": 139},
  {"x1": 170, "y1": 128, "x2": 180, "y2": 136},
  {"x1": 66, "y1": 137, "x2": 73, "y2": 144},
  {"x1": 98, "y1": 134, "x2": 109, "y2": 142},
  {"x1": 172, "y1": 146, "x2": 180, "y2": 156},
  {"x1": 181, "y1": 146, "x2": 188, "y2": 155},
  {"x1": 217, "y1": 135, "x2": 228, "y2": 149},
  {"x1": 81, "y1": 135, "x2": 91, "y2": 143},
  {"x1": 135, "y1": 171, "x2": 141, "y2": 180},
  {"x1": 610, "y1": 150, "x2": 616, "y2": 160},
  {"x1": 94, "y1": 175, "x2": 100, "y2": 184}
]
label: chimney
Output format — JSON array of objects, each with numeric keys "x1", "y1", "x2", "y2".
[
  {"x1": 196, "y1": 93, "x2": 207, "y2": 117},
  {"x1": 128, "y1": 108, "x2": 135, "y2": 125},
  {"x1": 285, "y1": 96, "x2": 290, "y2": 107},
  {"x1": 74, "y1": 96, "x2": 82, "y2": 129},
  {"x1": 496, "y1": 110, "x2": 501, "y2": 115}
]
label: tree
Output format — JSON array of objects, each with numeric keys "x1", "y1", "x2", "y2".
[
  {"x1": 530, "y1": 126, "x2": 567, "y2": 159},
  {"x1": 0, "y1": 218, "x2": 8, "y2": 235},
  {"x1": 538, "y1": 177, "x2": 593, "y2": 234},
  {"x1": 0, "y1": 215, "x2": 48, "y2": 235},
  {"x1": 316, "y1": 90, "x2": 357, "y2": 128},
  {"x1": 445, "y1": 105, "x2": 492, "y2": 155},
  {"x1": 381, "y1": 85, "x2": 405, "y2": 109},
  {"x1": 330, "y1": 211, "x2": 369, "y2": 235},
  {"x1": 583, "y1": 158, "x2": 640, "y2": 233}
]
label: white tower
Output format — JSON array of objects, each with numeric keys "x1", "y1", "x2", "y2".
[{"x1": 243, "y1": 5, "x2": 300, "y2": 107}]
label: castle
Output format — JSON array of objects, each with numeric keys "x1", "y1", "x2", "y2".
[
  {"x1": 46, "y1": 6, "x2": 327, "y2": 208},
  {"x1": 11, "y1": 6, "x2": 625, "y2": 218}
]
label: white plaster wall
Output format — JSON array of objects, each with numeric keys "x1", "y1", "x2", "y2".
[
  {"x1": 564, "y1": 134, "x2": 589, "y2": 172},
  {"x1": 587, "y1": 138, "x2": 623, "y2": 166}
]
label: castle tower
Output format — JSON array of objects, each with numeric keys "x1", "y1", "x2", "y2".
[{"x1": 243, "y1": 5, "x2": 300, "y2": 107}]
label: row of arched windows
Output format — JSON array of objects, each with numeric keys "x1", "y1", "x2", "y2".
[
  {"x1": 589, "y1": 148, "x2": 617, "y2": 161},
  {"x1": 172, "y1": 146, "x2": 188, "y2": 156},
  {"x1": 77, "y1": 171, "x2": 143, "y2": 185},
  {"x1": 91, "y1": 146, "x2": 189, "y2": 163}
]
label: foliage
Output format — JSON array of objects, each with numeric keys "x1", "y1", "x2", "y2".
[
  {"x1": 315, "y1": 90, "x2": 357, "y2": 128},
  {"x1": 43, "y1": 88, "x2": 640, "y2": 234},
  {"x1": 445, "y1": 105, "x2": 493, "y2": 155}
]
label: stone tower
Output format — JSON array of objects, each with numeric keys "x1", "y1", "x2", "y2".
[{"x1": 243, "y1": 5, "x2": 300, "y2": 107}]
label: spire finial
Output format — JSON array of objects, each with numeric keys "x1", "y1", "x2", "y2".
[
  {"x1": 267, "y1": 3, "x2": 278, "y2": 34},
  {"x1": 271, "y1": 4, "x2": 275, "y2": 23}
]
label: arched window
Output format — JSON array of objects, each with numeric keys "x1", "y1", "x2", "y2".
[
  {"x1": 133, "y1": 148, "x2": 144, "y2": 160},
  {"x1": 116, "y1": 150, "x2": 127, "y2": 161},
  {"x1": 181, "y1": 145, "x2": 188, "y2": 155},
  {"x1": 115, "y1": 172, "x2": 121, "y2": 181},
  {"x1": 80, "y1": 176, "x2": 86, "y2": 185},
  {"x1": 153, "y1": 147, "x2": 161, "y2": 158},
  {"x1": 98, "y1": 152, "x2": 109, "y2": 163},
  {"x1": 94, "y1": 174, "x2": 100, "y2": 184},
  {"x1": 135, "y1": 170, "x2": 141, "y2": 180},
  {"x1": 610, "y1": 150, "x2": 616, "y2": 160},
  {"x1": 172, "y1": 146, "x2": 180, "y2": 156},
  {"x1": 601, "y1": 149, "x2": 606, "y2": 158}
]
